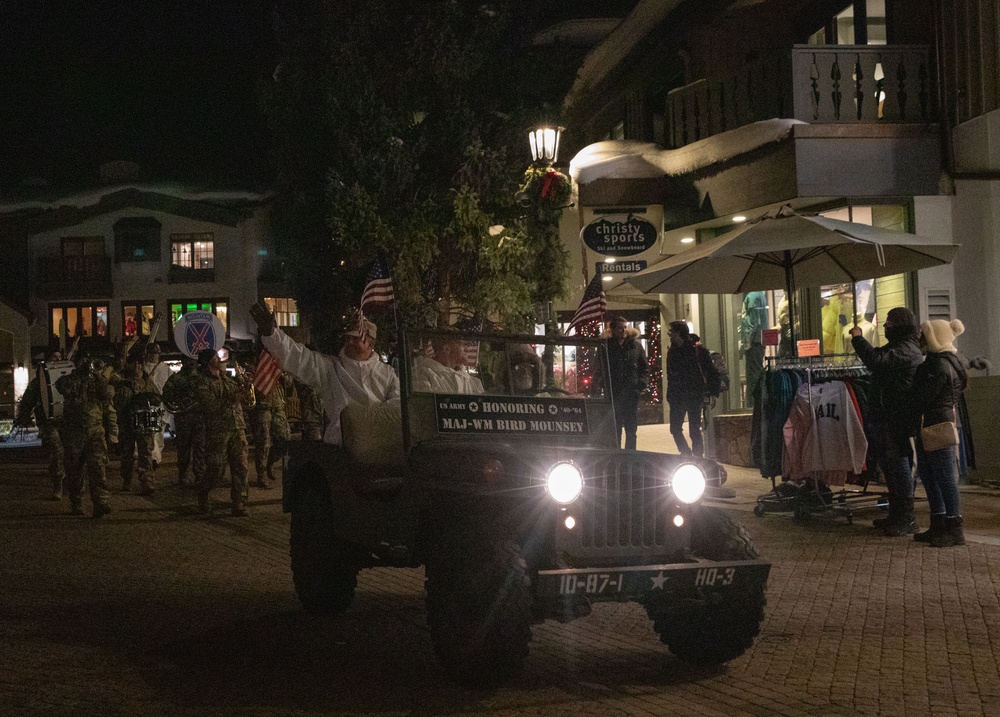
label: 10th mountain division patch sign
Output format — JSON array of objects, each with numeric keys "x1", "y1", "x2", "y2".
[{"x1": 173, "y1": 311, "x2": 226, "y2": 358}]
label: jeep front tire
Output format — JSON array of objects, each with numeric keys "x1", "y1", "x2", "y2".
[{"x1": 647, "y1": 506, "x2": 766, "y2": 664}]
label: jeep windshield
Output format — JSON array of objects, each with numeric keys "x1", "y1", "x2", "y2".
[{"x1": 401, "y1": 330, "x2": 617, "y2": 449}]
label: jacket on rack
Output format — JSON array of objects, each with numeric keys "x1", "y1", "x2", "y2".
[{"x1": 782, "y1": 380, "x2": 868, "y2": 484}]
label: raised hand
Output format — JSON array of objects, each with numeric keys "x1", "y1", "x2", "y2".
[{"x1": 250, "y1": 302, "x2": 276, "y2": 337}]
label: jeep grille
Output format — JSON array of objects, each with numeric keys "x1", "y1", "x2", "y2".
[{"x1": 581, "y1": 457, "x2": 671, "y2": 548}]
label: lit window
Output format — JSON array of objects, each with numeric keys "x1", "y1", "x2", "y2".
[
  {"x1": 264, "y1": 297, "x2": 300, "y2": 328},
  {"x1": 171, "y1": 233, "x2": 214, "y2": 269}
]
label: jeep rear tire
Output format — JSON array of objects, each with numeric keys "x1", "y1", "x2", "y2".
[
  {"x1": 425, "y1": 538, "x2": 533, "y2": 687},
  {"x1": 647, "y1": 506, "x2": 766, "y2": 665},
  {"x1": 289, "y1": 472, "x2": 359, "y2": 616}
]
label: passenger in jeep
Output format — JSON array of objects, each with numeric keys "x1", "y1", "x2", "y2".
[
  {"x1": 249, "y1": 303, "x2": 399, "y2": 446},
  {"x1": 412, "y1": 335, "x2": 484, "y2": 395}
]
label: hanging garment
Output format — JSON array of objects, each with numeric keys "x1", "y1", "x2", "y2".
[{"x1": 782, "y1": 380, "x2": 868, "y2": 486}]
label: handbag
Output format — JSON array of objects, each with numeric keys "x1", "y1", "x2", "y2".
[{"x1": 921, "y1": 420, "x2": 959, "y2": 452}]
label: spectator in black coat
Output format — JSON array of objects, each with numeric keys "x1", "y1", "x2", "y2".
[
  {"x1": 666, "y1": 321, "x2": 716, "y2": 457},
  {"x1": 604, "y1": 316, "x2": 649, "y2": 450},
  {"x1": 850, "y1": 306, "x2": 924, "y2": 536}
]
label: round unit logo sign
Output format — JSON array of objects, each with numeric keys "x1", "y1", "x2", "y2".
[
  {"x1": 173, "y1": 311, "x2": 226, "y2": 359},
  {"x1": 581, "y1": 214, "x2": 658, "y2": 256}
]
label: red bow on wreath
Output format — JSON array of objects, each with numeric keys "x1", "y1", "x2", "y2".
[{"x1": 539, "y1": 169, "x2": 565, "y2": 201}]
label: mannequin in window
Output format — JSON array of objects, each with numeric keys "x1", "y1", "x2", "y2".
[
  {"x1": 739, "y1": 291, "x2": 767, "y2": 406},
  {"x1": 821, "y1": 295, "x2": 844, "y2": 354},
  {"x1": 775, "y1": 296, "x2": 794, "y2": 357},
  {"x1": 125, "y1": 315, "x2": 137, "y2": 337},
  {"x1": 842, "y1": 313, "x2": 876, "y2": 352}
]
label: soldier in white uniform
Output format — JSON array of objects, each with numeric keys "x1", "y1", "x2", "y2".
[{"x1": 249, "y1": 303, "x2": 399, "y2": 446}]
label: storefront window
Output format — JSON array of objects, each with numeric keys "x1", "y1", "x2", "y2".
[
  {"x1": 122, "y1": 303, "x2": 156, "y2": 338},
  {"x1": 50, "y1": 303, "x2": 110, "y2": 339},
  {"x1": 819, "y1": 205, "x2": 907, "y2": 349}
]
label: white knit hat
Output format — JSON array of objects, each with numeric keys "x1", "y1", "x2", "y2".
[{"x1": 921, "y1": 319, "x2": 964, "y2": 353}]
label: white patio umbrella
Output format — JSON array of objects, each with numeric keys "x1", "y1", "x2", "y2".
[{"x1": 626, "y1": 206, "x2": 959, "y2": 348}]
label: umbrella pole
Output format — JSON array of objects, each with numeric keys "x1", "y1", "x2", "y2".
[
  {"x1": 852, "y1": 281, "x2": 858, "y2": 327},
  {"x1": 784, "y1": 251, "x2": 796, "y2": 355}
]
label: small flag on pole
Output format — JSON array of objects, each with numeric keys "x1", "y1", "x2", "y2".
[
  {"x1": 360, "y1": 255, "x2": 395, "y2": 311},
  {"x1": 254, "y1": 349, "x2": 283, "y2": 397},
  {"x1": 565, "y1": 274, "x2": 607, "y2": 335}
]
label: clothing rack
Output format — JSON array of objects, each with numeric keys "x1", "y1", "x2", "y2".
[
  {"x1": 766, "y1": 353, "x2": 867, "y2": 386},
  {"x1": 756, "y1": 355, "x2": 888, "y2": 524}
]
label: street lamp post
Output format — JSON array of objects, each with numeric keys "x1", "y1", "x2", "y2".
[
  {"x1": 527, "y1": 125, "x2": 566, "y2": 352},
  {"x1": 528, "y1": 126, "x2": 563, "y2": 166}
]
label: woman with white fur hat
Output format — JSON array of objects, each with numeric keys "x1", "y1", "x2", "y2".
[{"x1": 912, "y1": 319, "x2": 969, "y2": 547}]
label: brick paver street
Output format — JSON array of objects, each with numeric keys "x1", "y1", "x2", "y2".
[{"x1": 2, "y1": 427, "x2": 999, "y2": 717}]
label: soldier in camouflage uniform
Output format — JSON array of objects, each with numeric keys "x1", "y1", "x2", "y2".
[
  {"x1": 55, "y1": 355, "x2": 118, "y2": 518},
  {"x1": 15, "y1": 354, "x2": 66, "y2": 500},
  {"x1": 295, "y1": 379, "x2": 325, "y2": 441},
  {"x1": 111, "y1": 357, "x2": 161, "y2": 495},
  {"x1": 162, "y1": 356, "x2": 204, "y2": 487},
  {"x1": 248, "y1": 373, "x2": 291, "y2": 487},
  {"x1": 191, "y1": 348, "x2": 250, "y2": 517}
]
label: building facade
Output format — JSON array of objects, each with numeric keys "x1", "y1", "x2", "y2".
[
  {"x1": 0, "y1": 184, "x2": 303, "y2": 368},
  {"x1": 552, "y1": 0, "x2": 998, "y2": 469}
]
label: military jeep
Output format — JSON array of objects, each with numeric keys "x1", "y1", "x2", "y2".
[{"x1": 283, "y1": 329, "x2": 770, "y2": 685}]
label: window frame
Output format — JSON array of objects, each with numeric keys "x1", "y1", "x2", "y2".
[
  {"x1": 121, "y1": 301, "x2": 157, "y2": 339},
  {"x1": 113, "y1": 217, "x2": 162, "y2": 263},
  {"x1": 49, "y1": 301, "x2": 110, "y2": 340}
]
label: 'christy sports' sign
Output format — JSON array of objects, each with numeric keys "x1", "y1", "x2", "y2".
[
  {"x1": 434, "y1": 394, "x2": 589, "y2": 436},
  {"x1": 581, "y1": 213, "x2": 658, "y2": 256}
]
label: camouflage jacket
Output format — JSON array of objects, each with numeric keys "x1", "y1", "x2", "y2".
[
  {"x1": 54, "y1": 369, "x2": 118, "y2": 442},
  {"x1": 265, "y1": 381, "x2": 290, "y2": 441},
  {"x1": 192, "y1": 370, "x2": 246, "y2": 434},
  {"x1": 162, "y1": 365, "x2": 201, "y2": 414},
  {"x1": 111, "y1": 375, "x2": 162, "y2": 433},
  {"x1": 296, "y1": 381, "x2": 324, "y2": 427}
]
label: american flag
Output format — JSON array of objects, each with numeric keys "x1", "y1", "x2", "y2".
[
  {"x1": 254, "y1": 349, "x2": 283, "y2": 397},
  {"x1": 565, "y1": 274, "x2": 607, "y2": 335},
  {"x1": 360, "y1": 255, "x2": 395, "y2": 310}
]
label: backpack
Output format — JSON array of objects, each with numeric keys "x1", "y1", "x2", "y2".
[{"x1": 707, "y1": 350, "x2": 729, "y2": 397}]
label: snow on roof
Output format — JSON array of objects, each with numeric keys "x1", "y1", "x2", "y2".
[
  {"x1": 0, "y1": 183, "x2": 272, "y2": 214},
  {"x1": 568, "y1": 119, "x2": 807, "y2": 184}
]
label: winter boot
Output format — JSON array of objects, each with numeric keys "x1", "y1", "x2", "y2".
[
  {"x1": 92, "y1": 503, "x2": 112, "y2": 519},
  {"x1": 882, "y1": 498, "x2": 918, "y2": 536},
  {"x1": 931, "y1": 516, "x2": 966, "y2": 548},
  {"x1": 872, "y1": 490, "x2": 897, "y2": 529},
  {"x1": 231, "y1": 500, "x2": 248, "y2": 518},
  {"x1": 914, "y1": 514, "x2": 946, "y2": 543}
]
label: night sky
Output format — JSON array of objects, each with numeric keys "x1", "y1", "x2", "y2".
[
  {"x1": 0, "y1": 0, "x2": 276, "y2": 194},
  {"x1": 0, "y1": 0, "x2": 636, "y2": 197}
]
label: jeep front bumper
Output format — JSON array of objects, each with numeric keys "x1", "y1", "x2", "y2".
[{"x1": 535, "y1": 559, "x2": 771, "y2": 602}]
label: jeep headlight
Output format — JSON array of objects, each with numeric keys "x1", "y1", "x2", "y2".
[
  {"x1": 671, "y1": 463, "x2": 706, "y2": 504},
  {"x1": 546, "y1": 461, "x2": 583, "y2": 504}
]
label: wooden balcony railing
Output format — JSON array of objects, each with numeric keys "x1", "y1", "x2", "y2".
[
  {"x1": 35, "y1": 254, "x2": 113, "y2": 299},
  {"x1": 666, "y1": 45, "x2": 935, "y2": 149}
]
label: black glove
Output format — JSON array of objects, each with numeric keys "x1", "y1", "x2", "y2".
[{"x1": 250, "y1": 302, "x2": 276, "y2": 337}]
